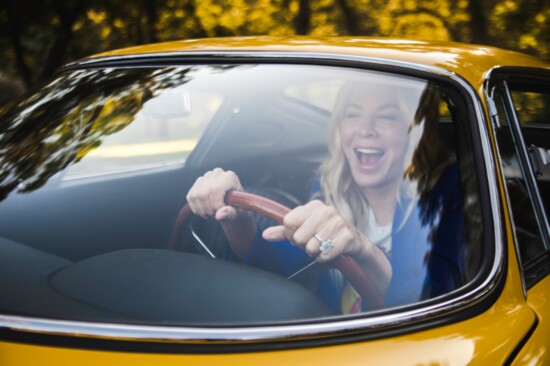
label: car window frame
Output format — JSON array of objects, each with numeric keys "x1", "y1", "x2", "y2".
[
  {"x1": 485, "y1": 67, "x2": 550, "y2": 289},
  {"x1": 0, "y1": 53, "x2": 503, "y2": 345}
]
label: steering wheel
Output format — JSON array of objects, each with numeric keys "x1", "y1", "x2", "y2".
[{"x1": 171, "y1": 191, "x2": 384, "y2": 310}]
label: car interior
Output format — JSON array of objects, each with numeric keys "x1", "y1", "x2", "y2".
[{"x1": 0, "y1": 74, "x2": 336, "y2": 324}]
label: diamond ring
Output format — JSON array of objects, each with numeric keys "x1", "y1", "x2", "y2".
[{"x1": 314, "y1": 234, "x2": 335, "y2": 255}]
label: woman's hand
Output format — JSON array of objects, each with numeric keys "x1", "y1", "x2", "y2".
[
  {"x1": 263, "y1": 200, "x2": 391, "y2": 294},
  {"x1": 186, "y1": 168, "x2": 256, "y2": 258},
  {"x1": 262, "y1": 200, "x2": 355, "y2": 261},
  {"x1": 187, "y1": 168, "x2": 246, "y2": 221}
]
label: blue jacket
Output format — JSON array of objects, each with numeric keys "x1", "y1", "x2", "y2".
[{"x1": 225, "y1": 165, "x2": 466, "y2": 313}]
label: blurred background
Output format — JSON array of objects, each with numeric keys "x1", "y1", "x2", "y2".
[{"x1": 1, "y1": 0, "x2": 549, "y2": 105}]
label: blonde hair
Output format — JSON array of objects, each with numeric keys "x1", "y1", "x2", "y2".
[
  {"x1": 319, "y1": 79, "x2": 425, "y2": 230},
  {"x1": 404, "y1": 85, "x2": 456, "y2": 193}
]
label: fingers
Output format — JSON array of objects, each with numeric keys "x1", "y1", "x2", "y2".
[
  {"x1": 265, "y1": 200, "x2": 356, "y2": 263},
  {"x1": 300, "y1": 209, "x2": 351, "y2": 262},
  {"x1": 262, "y1": 225, "x2": 285, "y2": 241},
  {"x1": 214, "y1": 206, "x2": 239, "y2": 221},
  {"x1": 307, "y1": 225, "x2": 355, "y2": 263},
  {"x1": 186, "y1": 168, "x2": 242, "y2": 219},
  {"x1": 285, "y1": 201, "x2": 331, "y2": 252}
]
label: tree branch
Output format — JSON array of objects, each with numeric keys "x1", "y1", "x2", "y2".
[
  {"x1": 467, "y1": 0, "x2": 489, "y2": 44},
  {"x1": 294, "y1": 0, "x2": 310, "y2": 35},
  {"x1": 335, "y1": 0, "x2": 359, "y2": 35},
  {"x1": 39, "y1": 0, "x2": 89, "y2": 82}
]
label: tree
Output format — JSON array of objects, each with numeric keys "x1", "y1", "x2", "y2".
[
  {"x1": 295, "y1": 0, "x2": 311, "y2": 35},
  {"x1": 2, "y1": 0, "x2": 91, "y2": 86},
  {"x1": 0, "y1": 0, "x2": 548, "y2": 94},
  {"x1": 467, "y1": 0, "x2": 490, "y2": 44}
]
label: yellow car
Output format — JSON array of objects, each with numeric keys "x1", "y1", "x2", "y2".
[{"x1": 0, "y1": 37, "x2": 548, "y2": 365}]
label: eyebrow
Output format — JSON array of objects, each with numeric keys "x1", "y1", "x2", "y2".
[
  {"x1": 346, "y1": 103, "x2": 400, "y2": 112},
  {"x1": 376, "y1": 104, "x2": 400, "y2": 112}
]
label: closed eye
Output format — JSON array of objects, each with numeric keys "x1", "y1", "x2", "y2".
[
  {"x1": 376, "y1": 113, "x2": 399, "y2": 121},
  {"x1": 375, "y1": 105, "x2": 400, "y2": 122},
  {"x1": 344, "y1": 105, "x2": 362, "y2": 119}
]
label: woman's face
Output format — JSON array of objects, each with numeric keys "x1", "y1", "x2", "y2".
[{"x1": 340, "y1": 84, "x2": 411, "y2": 194}]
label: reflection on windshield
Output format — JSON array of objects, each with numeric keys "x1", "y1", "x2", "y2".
[{"x1": 0, "y1": 66, "x2": 231, "y2": 199}]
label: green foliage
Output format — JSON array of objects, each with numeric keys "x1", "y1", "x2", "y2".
[
  {"x1": 491, "y1": 0, "x2": 550, "y2": 60},
  {"x1": 0, "y1": 0, "x2": 548, "y2": 90},
  {"x1": 0, "y1": 66, "x2": 195, "y2": 198}
]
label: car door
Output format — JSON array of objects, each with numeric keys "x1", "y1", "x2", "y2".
[{"x1": 487, "y1": 68, "x2": 550, "y2": 365}]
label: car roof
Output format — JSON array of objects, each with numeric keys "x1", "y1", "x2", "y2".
[{"x1": 86, "y1": 36, "x2": 550, "y2": 89}]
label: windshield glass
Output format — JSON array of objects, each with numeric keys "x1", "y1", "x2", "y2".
[{"x1": 0, "y1": 64, "x2": 483, "y2": 325}]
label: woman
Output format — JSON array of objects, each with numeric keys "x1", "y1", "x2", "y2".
[{"x1": 186, "y1": 78, "x2": 464, "y2": 313}]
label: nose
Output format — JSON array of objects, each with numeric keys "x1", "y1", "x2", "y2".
[{"x1": 357, "y1": 117, "x2": 378, "y2": 138}]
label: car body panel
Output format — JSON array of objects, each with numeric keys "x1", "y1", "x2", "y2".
[
  {"x1": 0, "y1": 304, "x2": 536, "y2": 365},
  {"x1": 87, "y1": 37, "x2": 550, "y2": 92},
  {"x1": 513, "y1": 275, "x2": 550, "y2": 365}
]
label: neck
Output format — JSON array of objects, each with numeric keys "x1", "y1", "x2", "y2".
[{"x1": 361, "y1": 180, "x2": 401, "y2": 226}]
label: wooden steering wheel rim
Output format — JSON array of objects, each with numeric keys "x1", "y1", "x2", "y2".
[{"x1": 171, "y1": 190, "x2": 384, "y2": 309}]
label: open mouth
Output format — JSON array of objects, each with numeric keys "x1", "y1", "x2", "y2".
[{"x1": 355, "y1": 148, "x2": 385, "y2": 170}]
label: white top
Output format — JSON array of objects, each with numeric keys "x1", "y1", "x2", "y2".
[{"x1": 364, "y1": 205, "x2": 392, "y2": 255}]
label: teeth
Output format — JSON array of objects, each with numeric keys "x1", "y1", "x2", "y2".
[{"x1": 356, "y1": 148, "x2": 382, "y2": 155}]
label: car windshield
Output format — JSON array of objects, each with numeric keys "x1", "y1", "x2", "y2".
[{"x1": 0, "y1": 63, "x2": 484, "y2": 326}]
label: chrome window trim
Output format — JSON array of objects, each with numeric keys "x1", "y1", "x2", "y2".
[
  {"x1": 486, "y1": 68, "x2": 550, "y2": 251},
  {"x1": 0, "y1": 51, "x2": 504, "y2": 343},
  {"x1": 484, "y1": 73, "x2": 528, "y2": 299}
]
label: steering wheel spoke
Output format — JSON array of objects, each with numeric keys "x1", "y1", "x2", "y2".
[{"x1": 171, "y1": 190, "x2": 385, "y2": 310}]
